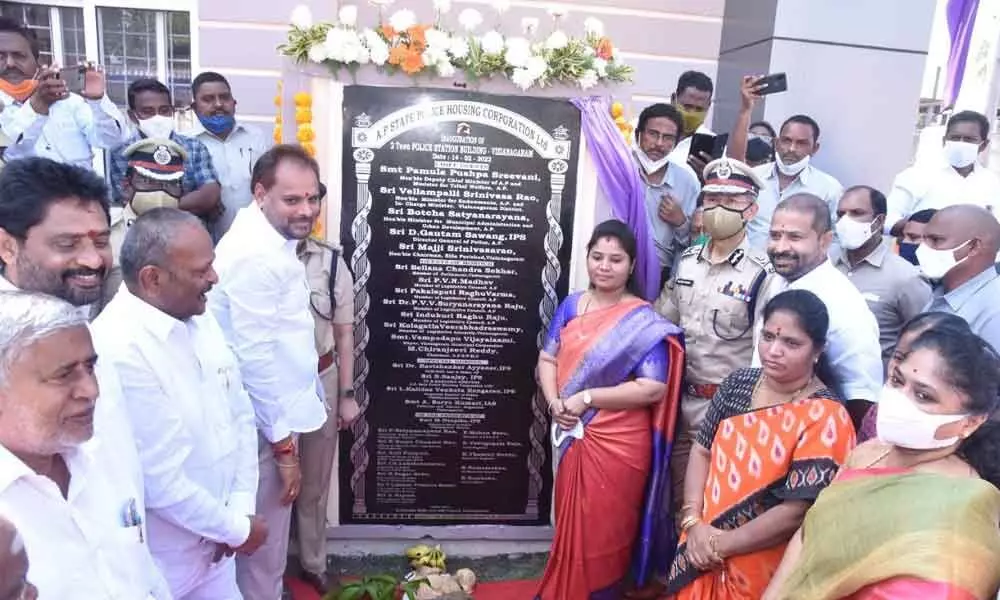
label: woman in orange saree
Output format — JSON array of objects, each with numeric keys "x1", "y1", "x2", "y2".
[
  {"x1": 764, "y1": 325, "x2": 1000, "y2": 600},
  {"x1": 666, "y1": 290, "x2": 855, "y2": 599},
  {"x1": 534, "y1": 220, "x2": 684, "y2": 600}
]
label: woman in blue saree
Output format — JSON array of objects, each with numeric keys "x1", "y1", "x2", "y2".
[{"x1": 534, "y1": 220, "x2": 685, "y2": 600}]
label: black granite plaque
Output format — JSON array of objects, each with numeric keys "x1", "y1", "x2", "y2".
[{"x1": 339, "y1": 85, "x2": 579, "y2": 525}]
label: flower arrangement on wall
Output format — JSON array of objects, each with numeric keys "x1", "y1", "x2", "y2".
[{"x1": 280, "y1": 1, "x2": 633, "y2": 91}]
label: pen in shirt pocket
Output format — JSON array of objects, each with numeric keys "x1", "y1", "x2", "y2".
[{"x1": 122, "y1": 497, "x2": 144, "y2": 543}]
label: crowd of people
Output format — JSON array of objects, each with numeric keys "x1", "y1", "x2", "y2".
[
  {"x1": 536, "y1": 70, "x2": 1000, "y2": 599},
  {"x1": 2, "y1": 8, "x2": 1000, "y2": 600},
  {"x1": 0, "y1": 17, "x2": 356, "y2": 600}
]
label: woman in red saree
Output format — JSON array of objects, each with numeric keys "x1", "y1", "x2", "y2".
[
  {"x1": 666, "y1": 290, "x2": 855, "y2": 599},
  {"x1": 534, "y1": 220, "x2": 684, "y2": 600},
  {"x1": 764, "y1": 326, "x2": 1000, "y2": 600}
]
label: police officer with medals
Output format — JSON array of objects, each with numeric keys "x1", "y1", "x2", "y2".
[
  {"x1": 103, "y1": 138, "x2": 185, "y2": 308},
  {"x1": 293, "y1": 183, "x2": 359, "y2": 595},
  {"x1": 654, "y1": 157, "x2": 781, "y2": 513}
]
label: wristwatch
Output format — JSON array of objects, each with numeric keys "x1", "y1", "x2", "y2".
[{"x1": 583, "y1": 391, "x2": 593, "y2": 406}]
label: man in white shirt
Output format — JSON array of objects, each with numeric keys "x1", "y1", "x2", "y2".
[
  {"x1": 666, "y1": 70, "x2": 715, "y2": 181},
  {"x1": 0, "y1": 18, "x2": 128, "y2": 169},
  {"x1": 210, "y1": 144, "x2": 327, "y2": 600},
  {"x1": 0, "y1": 290, "x2": 169, "y2": 599},
  {"x1": 633, "y1": 103, "x2": 701, "y2": 281},
  {"x1": 758, "y1": 193, "x2": 883, "y2": 428},
  {"x1": 185, "y1": 72, "x2": 271, "y2": 242},
  {"x1": 93, "y1": 208, "x2": 267, "y2": 599},
  {"x1": 749, "y1": 115, "x2": 843, "y2": 250},
  {"x1": 0, "y1": 158, "x2": 144, "y2": 496},
  {"x1": 886, "y1": 110, "x2": 1000, "y2": 235}
]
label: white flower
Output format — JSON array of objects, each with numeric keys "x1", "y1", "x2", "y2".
[
  {"x1": 505, "y1": 37, "x2": 532, "y2": 68},
  {"x1": 491, "y1": 0, "x2": 511, "y2": 14},
  {"x1": 544, "y1": 30, "x2": 569, "y2": 51},
  {"x1": 307, "y1": 44, "x2": 328, "y2": 63},
  {"x1": 433, "y1": 0, "x2": 452, "y2": 14},
  {"x1": 480, "y1": 31, "x2": 505, "y2": 55},
  {"x1": 511, "y1": 68, "x2": 536, "y2": 91},
  {"x1": 458, "y1": 8, "x2": 483, "y2": 31},
  {"x1": 425, "y1": 28, "x2": 450, "y2": 50},
  {"x1": 323, "y1": 27, "x2": 366, "y2": 63},
  {"x1": 521, "y1": 17, "x2": 540, "y2": 36},
  {"x1": 290, "y1": 5, "x2": 313, "y2": 28},
  {"x1": 578, "y1": 68, "x2": 599, "y2": 90},
  {"x1": 389, "y1": 9, "x2": 417, "y2": 31},
  {"x1": 583, "y1": 17, "x2": 604, "y2": 37},
  {"x1": 438, "y1": 61, "x2": 457, "y2": 77},
  {"x1": 524, "y1": 55, "x2": 547, "y2": 79},
  {"x1": 448, "y1": 37, "x2": 470, "y2": 59},
  {"x1": 369, "y1": 41, "x2": 390, "y2": 65},
  {"x1": 422, "y1": 47, "x2": 449, "y2": 66},
  {"x1": 339, "y1": 5, "x2": 358, "y2": 27},
  {"x1": 547, "y1": 5, "x2": 568, "y2": 19},
  {"x1": 584, "y1": 45, "x2": 595, "y2": 56},
  {"x1": 362, "y1": 28, "x2": 383, "y2": 47},
  {"x1": 593, "y1": 57, "x2": 608, "y2": 77}
]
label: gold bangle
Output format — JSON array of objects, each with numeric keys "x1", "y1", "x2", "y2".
[
  {"x1": 276, "y1": 461, "x2": 299, "y2": 469},
  {"x1": 680, "y1": 515, "x2": 701, "y2": 534},
  {"x1": 709, "y1": 533, "x2": 724, "y2": 560}
]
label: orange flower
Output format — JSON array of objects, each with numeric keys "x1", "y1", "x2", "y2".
[
  {"x1": 301, "y1": 141, "x2": 316, "y2": 157},
  {"x1": 273, "y1": 125, "x2": 282, "y2": 144},
  {"x1": 381, "y1": 24, "x2": 397, "y2": 40},
  {"x1": 296, "y1": 123, "x2": 316, "y2": 142},
  {"x1": 295, "y1": 107, "x2": 312, "y2": 124},
  {"x1": 311, "y1": 216, "x2": 325, "y2": 238},
  {"x1": 596, "y1": 37, "x2": 614, "y2": 60},
  {"x1": 293, "y1": 91, "x2": 312, "y2": 108},
  {"x1": 389, "y1": 45, "x2": 409, "y2": 66},
  {"x1": 401, "y1": 49, "x2": 424, "y2": 75},
  {"x1": 273, "y1": 94, "x2": 283, "y2": 107},
  {"x1": 407, "y1": 25, "x2": 428, "y2": 51}
]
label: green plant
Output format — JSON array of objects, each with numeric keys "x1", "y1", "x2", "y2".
[{"x1": 327, "y1": 574, "x2": 425, "y2": 600}]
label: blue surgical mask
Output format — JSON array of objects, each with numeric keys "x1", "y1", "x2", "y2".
[
  {"x1": 899, "y1": 242, "x2": 919, "y2": 265},
  {"x1": 198, "y1": 113, "x2": 236, "y2": 136}
]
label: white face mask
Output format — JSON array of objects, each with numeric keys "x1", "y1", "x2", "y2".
[
  {"x1": 943, "y1": 140, "x2": 980, "y2": 169},
  {"x1": 775, "y1": 152, "x2": 810, "y2": 177},
  {"x1": 916, "y1": 240, "x2": 970, "y2": 281},
  {"x1": 634, "y1": 147, "x2": 670, "y2": 175},
  {"x1": 137, "y1": 114, "x2": 176, "y2": 140},
  {"x1": 835, "y1": 216, "x2": 876, "y2": 250},
  {"x1": 876, "y1": 385, "x2": 969, "y2": 450}
]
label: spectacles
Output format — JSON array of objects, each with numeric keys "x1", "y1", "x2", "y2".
[{"x1": 641, "y1": 129, "x2": 677, "y2": 144}]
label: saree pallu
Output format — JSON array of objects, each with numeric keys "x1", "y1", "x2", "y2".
[
  {"x1": 775, "y1": 468, "x2": 1000, "y2": 600},
  {"x1": 667, "y1": 397, "x2": 855, "y2": 600},
  {"x1": 534, "y1": 298, "x2": 684, "y2": 600}
]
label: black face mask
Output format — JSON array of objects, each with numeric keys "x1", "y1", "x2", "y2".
[{"x1": 899, "y1": 242, "x2": 919, "y2": 265}]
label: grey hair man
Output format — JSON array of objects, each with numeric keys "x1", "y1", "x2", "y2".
[
  {"x1": 92, "y1": 208, "x2": 265, "y2": 599},
  {"x1": 0, "y1": 291, "x2": 169, "y2": 598}
]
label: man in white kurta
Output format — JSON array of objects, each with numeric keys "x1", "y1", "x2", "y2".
[
  {"x1": 92, "y1": 208, "x2": 263, "y2": 599},
  {"x1": 0, "y1": 291, "x2": 170, "y2": 599}
]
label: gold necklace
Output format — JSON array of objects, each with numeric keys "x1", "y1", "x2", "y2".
[
  {"x1": 577, "y1": 291, "x2": 623, "y2": 340},
  {"x1": 751, "y1": 374, "x2": 814, "y2": 409}
]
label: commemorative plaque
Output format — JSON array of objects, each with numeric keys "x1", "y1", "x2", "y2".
[{"x1": 339, "y1": 85, "x2": 579, "y2": 525}]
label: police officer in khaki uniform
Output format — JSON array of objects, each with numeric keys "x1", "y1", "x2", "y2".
[
  {"x1": 293, "y1": 193, "x2": 359, "y2": 595},
  {"x1": 103, "y1": 138, "x2": 185, "y2": 309},
  {"x1": 654, "y1": 157, "x2": 782, "y2": 512}
]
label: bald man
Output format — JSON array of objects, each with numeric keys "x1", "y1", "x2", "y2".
[
  {"x1": 0, "y1": 517, "x2": 36, "y2": 600},
  {"x1": 921, "y1": 204, "x2": 1000, "y2": 352}
]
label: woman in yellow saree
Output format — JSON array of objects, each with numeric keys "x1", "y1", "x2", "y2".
[
  {"x1": 665, "y1": 290, "x2": 855, "y2": 599},
  {"x1": 764, "y1": 325, "x2": 1000, "y2": 600}
]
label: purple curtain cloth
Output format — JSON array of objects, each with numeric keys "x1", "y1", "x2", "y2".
[
  {"x1": 571, "y1": 96, "x2": 660, "y2": 300},
  {"x1": 944, "y1": 0, "x2": 980, "y2": 106}
]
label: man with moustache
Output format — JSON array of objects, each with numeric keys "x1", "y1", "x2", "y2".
[
  {"x1": 634, "y1": 103, "x2": 701, "y2": 282},
  {"x1": 748, "y1": 115, "x2": 843, "y2": 250},
  {"x1": 655, "y1": 157, "x2": 781, "y2": 520},
  {"x1": 185, "y1": 72, "x2": 271, "y2": 241},
  {"x1": 0, "y1": 156, "x2": 149, "y2": 572},
  {"x1": 0, "y1": 291, "x2": 169, "y2": 598},
  {"x1": 0, "y1": 18, "x2": 128, "y2": 169},
  {"x1": 92, "y1": 208, "x2": 267, "y2": 598},
  {"x1": 209, "y1": 144, "x2": 327, "y2": 600},
  {"x1": 758, "y1": 194, "x2": 882, "y2": 427}
]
